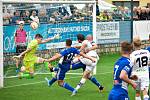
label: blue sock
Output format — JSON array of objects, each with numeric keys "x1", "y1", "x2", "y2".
[
  {"x1": 89, "y1": 76, "x2": 101, "y2": 87},
  {"x1": 49, "y1": 77, "x2": 57, "y2": 85},
  {"x1": 62, "y1": 82, "x2": 75, "y2": 92}
]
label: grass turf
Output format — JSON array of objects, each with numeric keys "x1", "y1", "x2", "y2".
[{"x1": 0, "y1": 53, "x2": 136, "y2": 100}]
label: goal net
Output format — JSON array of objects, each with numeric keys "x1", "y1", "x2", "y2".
[{"x1": 1, "y1": 0, "x2": 96, "y2": 87}]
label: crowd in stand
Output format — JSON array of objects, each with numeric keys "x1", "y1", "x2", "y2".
[
  {"x1": 3, "y1": 4, "x2": 93, "y2": 25},
  {"x1": 96, "y1": 6, "x2": 150, "y2": 21}
]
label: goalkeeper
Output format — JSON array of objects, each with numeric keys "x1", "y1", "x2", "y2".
[{"x1": 13, "y1": 33, "x2": 59, "y2": 79}]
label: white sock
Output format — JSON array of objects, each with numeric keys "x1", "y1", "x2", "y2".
[
  {"x1": 75, "y1": 78, "x2": 86, "y2": 90},
  {"x1": 135, "y1": 96, "x2": 141, "y2": 100},
  {"x1": 143, "y1": 95, "x2": 149, "y2": 100}
]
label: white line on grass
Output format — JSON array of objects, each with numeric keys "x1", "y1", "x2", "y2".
[
  {"x1": 3, "y1": 71, "x2": 112, "y2": 89},
  {"x1": 3, "y1": 76, "x2": 81, "y2": 89}
]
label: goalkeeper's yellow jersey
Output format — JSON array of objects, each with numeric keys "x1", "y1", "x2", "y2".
[{"x1": 23, "y1": 39, "x2": 38, "y2": 62}]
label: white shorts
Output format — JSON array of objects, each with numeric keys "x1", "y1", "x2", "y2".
[
  {"x1": 79, "y1": 57, "x2": 97, "y2": 72},
  {"x1": 135, "y1": 75, "x2": 149, "y2": 91}
]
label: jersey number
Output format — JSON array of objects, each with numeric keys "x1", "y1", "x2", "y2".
[
  {"x1": 114, "y1": 65, "x2": 119, "y2": 79},
  {"x1": 67, "y1": 53, "x2": 74, "y2": 60},
  {"x1": 136, "y1": 56, "x2": 148, "y2": 67}
]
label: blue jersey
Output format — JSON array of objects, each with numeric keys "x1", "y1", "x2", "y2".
[
  {"x1": 108, "y1": 56, "x2": 132, "y2": 100},
  {"x1": 146, "y1": 46, "x2": 150, "y2": 52},
  {"x1": 59, "y1": 47, "x2": 80, "y2": 65},
  {"x1": 113, "y1": 56, "x2": 132, "y2": 91},
  {"x1": 56, "y1": 47, "x2": 80, "y2": 80}
]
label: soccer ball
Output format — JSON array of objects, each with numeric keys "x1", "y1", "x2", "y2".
[
  {"x1": 30, "y1": 22, "x2": 38, "y2": 30},
  {"x1": 20, "y1": 66, "x2": 26, "y2": 72}
]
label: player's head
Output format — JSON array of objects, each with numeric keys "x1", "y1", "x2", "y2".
[
  {"x1": 66, "y1": 39, "x2": 72, "y2": 47},
  {"x1": 18, "y1": 21, "x2": 24, "y2": 29},
  {"x1": 132, "y1": 35, "x2": 141, "y2": 49},
  {"x1": 121, "y1": 41, "x2": 133, "y2": 55},
  {"x1": 77, "y1": 34, "x2": 85, "y2": 43},
  {"x1": 35, "y1": 34, "x2": 43, "y2": 43},
  {"x1": 86, "y1": 34, "x2": 93, "y2": 42}
]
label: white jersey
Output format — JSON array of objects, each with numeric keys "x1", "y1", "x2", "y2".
[
  {"x1": 82, "y1": 40, "x2": 98, "y2": 58},
  {"x1": 130, "y1": 49, "x2": 150, "y2": 75}
]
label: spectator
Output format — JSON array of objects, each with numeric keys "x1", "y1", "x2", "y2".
[
  {"x1": 30, "y1": 10, "x2": 39, "y2": 23},
  {"x1": 3, "y1": 10, "x2": 12, "y2": 25},
  {"x1": 23, "y1": 10, "x2": 31, "y2": 23},
  {"x1": 71, "y1": 9, "x2": 84, "y2": 22},
  {"x1": 59, "y1": 6, "x2": 71, "y2": 21},
  {"x1": 58, "y1": 6, "x2": 69, "y2": 16},
  {"x1": 11, "y1": 11, "x2": 20, "y2": 24},
  {"x1": 14, "y1": 21, "x2": 27, "y2": 73},
  {"x1": 146, "y1": 8, "x2": 150, "y2": 20},
  {"x1": 133, "y1": 7, "x2": 139, "y2": 20},
  {"x1": 38, "y1": 9, "x2": 48, "y2": 23},
  {"x1": 139, "y1": 7, "x2": 147, "y2": 20},
  {"x1": 97, "y1": 10, "x2": 112, "y2": 21},
  {"x1": 123, "y1": 7, "x2": 131, "y2": 20}
]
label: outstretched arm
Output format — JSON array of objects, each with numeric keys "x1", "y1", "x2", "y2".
[
  {"x1": 79, "y1": 52, "x2": 95, "y2": 62},
  {"x1": 40, "y1": 34, "x2": 60, "y2": 44},
  {"x1": 46, "y1": 53, "x2": 62, "y2": 62},
  {"x1": 40, "y1": 37, "x2": 55, "y2": 44}
]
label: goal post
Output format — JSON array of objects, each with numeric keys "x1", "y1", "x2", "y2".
[{"x1": 0, "y1": 0, "x2": 4, "y2": 88}]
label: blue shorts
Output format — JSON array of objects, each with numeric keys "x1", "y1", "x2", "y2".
[
  {"x1": 108, "y1": 88, "x2": 129, "y2": 100},
  {"x1": 56, "y1": 64, "x2": 70, "y2": 80},
  {"x1": 71, "y1": 61, "x2": 86, "y2": 71}
]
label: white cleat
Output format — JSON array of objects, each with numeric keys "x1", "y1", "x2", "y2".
[{"x1": 71, "y1": 89, "x2": 77, "y2": 96}]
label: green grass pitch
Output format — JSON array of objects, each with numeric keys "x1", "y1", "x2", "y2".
[{"x1": 0, "y1": 53, "x2": 137, "y2": 100}]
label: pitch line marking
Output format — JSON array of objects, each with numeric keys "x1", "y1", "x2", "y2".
[{"x1": 3, "y1": 71, "x2": 112, "y2": 89}]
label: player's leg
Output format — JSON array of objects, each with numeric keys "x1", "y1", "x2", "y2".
[
  {"x1": 57, "y1": 69, "x2": 77, "y2": 95},
  {"x1": 141, "y1": 76, "x2": 149, "y2": 100},
  {"x1": 87, "y1": 74, "x2": 104, "y2": 92},
  {"x1": 135, "y1": 78, "x2": 142, "y2": 100},
  {"x1": 45, "y1": 67, "x2": 59, "y2": 86},
  {"x1": 71, "y1": 61, "x2": 86, "y2": 71},
  {"x1": 75, "y1": 57, "x2": 94, "y2": 89},
  {"x1": 45, "y1": 77, "x2": 57, "y2": 87},
  {"x1": 75, "y1": 59, "x2": 104, "y2": 91},
  {"x1": 75, "y1": 70, "x2": 88, "y2": 91},
  {"x1": 15, "y1": 45, "x2": 21, "y2": 73},
  {"x1": 18, "y1": 61, "x2": 35, "y2": 79}
]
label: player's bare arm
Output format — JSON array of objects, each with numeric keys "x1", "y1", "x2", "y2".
[
  {"x1": 45, "y1": 53, "x2": 62, "y2": 62},
  {"x1": 120, "y1": 70, "x2": 137, "y2": 89},
  {"x1": 40, "y1": 34, "x2": 60, "y2": 44},
  {"x1": 79, "y1": 52, "x2": 96, "y2": 62}
]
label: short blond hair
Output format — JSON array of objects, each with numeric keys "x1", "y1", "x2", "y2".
[{"x1": 133, "y1": 35, "x2": 141, "y2": 47}]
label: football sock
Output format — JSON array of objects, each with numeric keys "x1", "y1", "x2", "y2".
[
  {"x1": 135, "y1": 96, "x2": 141, "y2": 100},
  {"x1": 63, "y1": 82, "x2": 75, "y2": 92},
  {"x1": 49, "y1": 77, "x2": 57, "y2": 86},
  {"x1": 75, "y1": 78, "x2": 86, "y2": 90},
  {"x1": 143, "y1": 95, "x2": 149, "y2": 100},
  {"x1": 88, "y1": 76, "x2": 101, "y2": 87}
]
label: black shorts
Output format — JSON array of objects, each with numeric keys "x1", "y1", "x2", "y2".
[{"x1": 16, "y1": 45, "x2": 27, "y2": 55}]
